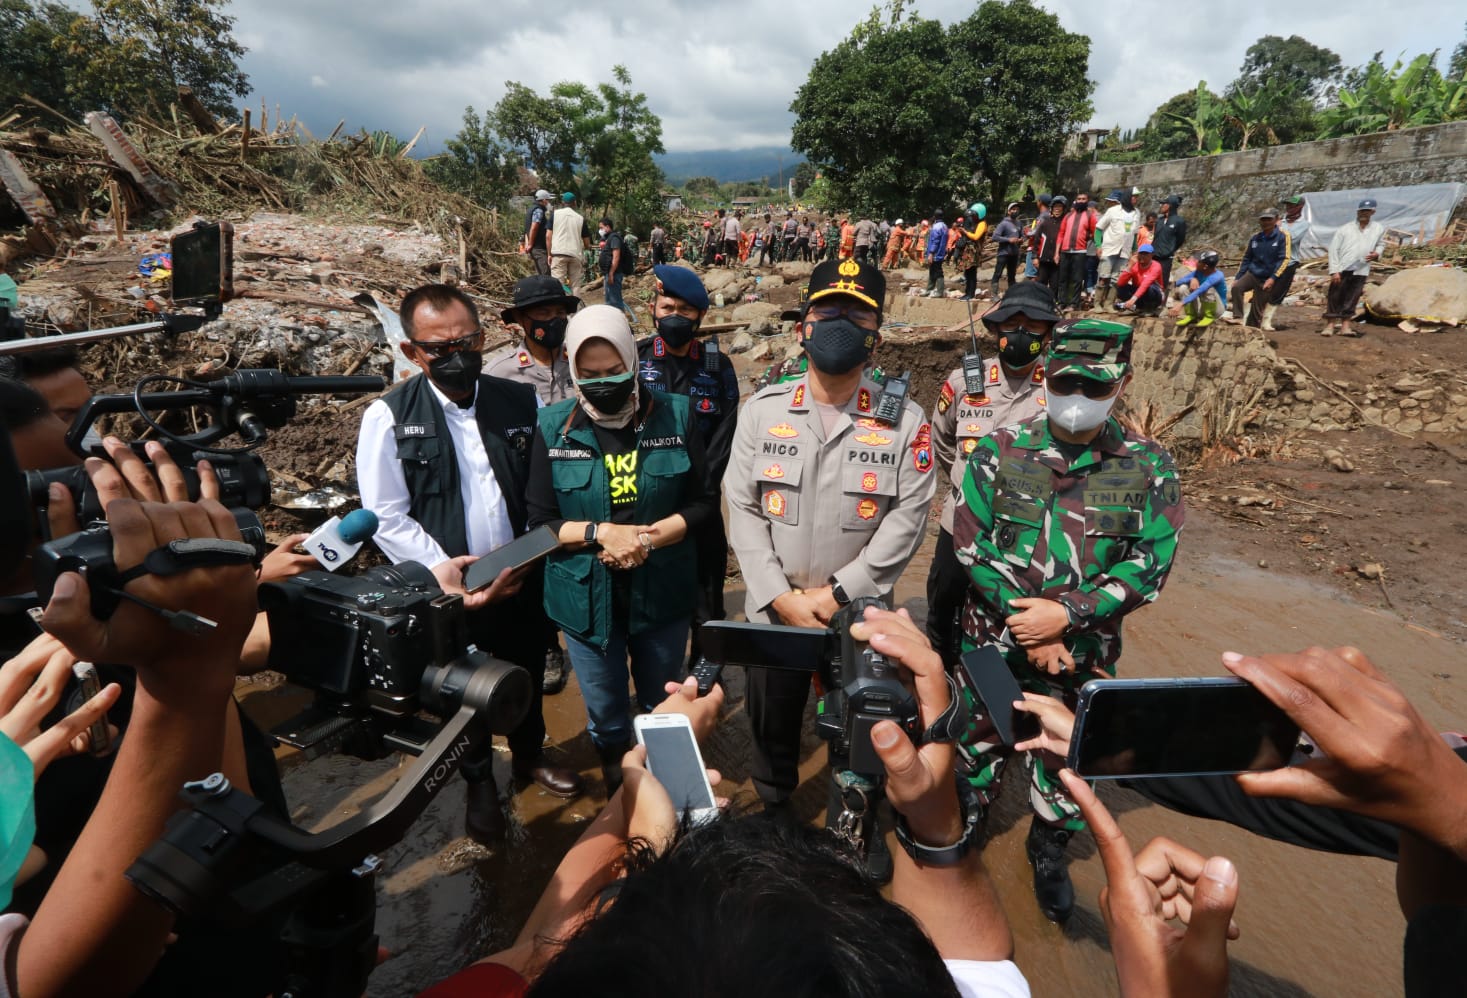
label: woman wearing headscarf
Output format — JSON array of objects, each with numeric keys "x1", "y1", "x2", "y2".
[{"x1": 525, "y1": 304, "x2": 718, "y2": 794}]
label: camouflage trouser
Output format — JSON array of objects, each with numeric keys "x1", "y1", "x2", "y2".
[{"x1": 955, "y1": 662, "x2": 1114, "y2": 833}]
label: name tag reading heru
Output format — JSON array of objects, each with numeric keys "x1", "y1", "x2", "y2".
[{"x1": 395, "y1": 423, "x2": 434, "y2": 439}]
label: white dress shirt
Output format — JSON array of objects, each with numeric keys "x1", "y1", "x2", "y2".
[{"x1": 356, "y1": 379, "x2": 515, "y2": 568}]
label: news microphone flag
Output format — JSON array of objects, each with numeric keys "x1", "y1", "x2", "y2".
[{"x1": 303, "y1": 508, "x2": 378, "y2": 571}]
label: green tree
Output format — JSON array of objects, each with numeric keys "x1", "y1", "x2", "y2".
[
  {"x1": 425, "y1": 106, "x2": 518, "y2": 206},
  {"x1": 1160, "y1": 82, "x2": 1226, "y2": 154},
  {"x1": 489, "y1": 82, "x2": 578, "y2": 192},
  {"x1": 1319, "y1": 53, "x2": 1467, "y2": 137},
  {"x1": 1222, "y1": 83, "x2": 1296, "y2": 150},
  {"x1": 61, "y1": 0, "x2": 250, "y2": 119},
  {"x1": 0, "y1": 1, "x2": 85, "y2": 116},
  {"x1": 1450, "y1": 22, "x2": 1467, "y2": 81},
  {"x1": 791, "y1": 0, "x2": 1090, "y2": 217},
  {"x1": 682, "y1": 176, "x2": 722, "y2": 197},
  {"x1": 791, "y1": 160, "x2": 817, "y2": 198},
  {"x1": 1230, "y1": 35, "x2": 1343, "y2": 103}
]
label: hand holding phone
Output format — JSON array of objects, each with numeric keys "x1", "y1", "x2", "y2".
[
  {"x1": 959, "y1": 646, "x2": 1039, "y2": 747},
  {"x1": 633, "y1": 713, "x2": 718, "y2": 825}
]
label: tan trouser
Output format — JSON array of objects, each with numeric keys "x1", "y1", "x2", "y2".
[{"x1": 550, "y1": 254, "x2": 584, "y2": 294}]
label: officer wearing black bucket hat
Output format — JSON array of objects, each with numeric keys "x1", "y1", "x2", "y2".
[
  {"x1": 925, "y1": 281, "x2": 1057, "y2": 664},
  {"x1": 487, "y1": 274, "x2": 581, "y2": 407}
]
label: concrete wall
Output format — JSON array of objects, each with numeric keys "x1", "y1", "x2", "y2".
[{"x1": 1061, "y1": 122, "x2": 1467, "y2": 250}]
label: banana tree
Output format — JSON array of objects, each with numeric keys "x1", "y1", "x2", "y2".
[
  {"x1": 1162, "y1": 82, "x2": 1226, "y2": 153},
  {"x1": 1224, "y1": 84, "x2": 1293, "y2": 150}
]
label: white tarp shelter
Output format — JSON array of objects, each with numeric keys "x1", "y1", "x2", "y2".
[{"x1": 1290, "y1": 182, "x2": 1464, "y2": 260}]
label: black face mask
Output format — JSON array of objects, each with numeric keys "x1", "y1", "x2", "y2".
[
  {"x1": 580, "y1": 372, "x2": 637, "y2": 414},
  {"x1": 803, "y1": 318, "x2": 874, "y2": 375},
  {"x1": 530, "y1": 316, "x2": 568, "y2": 351},
  {"x1": 427, "y1": 349, "x2": 482, "y2": 398},
  {"x1": 656, "y1": 314, "x2": 698, "y2": 349},
  {"x1": 998, "y1": 331, "x2": 1044, "y2": 371}
]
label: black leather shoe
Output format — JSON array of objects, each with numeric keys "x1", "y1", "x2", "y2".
[
  {"x1": 464, "y1": 771, "x2": 506, "y2": 844},
  {"x1": 513, "y1": 759, "x2": 585, "y2": 799},
  {"x1": 1025, "y1": 816, "x2": 1075, "y2": 923},
  {"x1": 542, "y1": 646, "x2": 568, "y2": 695}
]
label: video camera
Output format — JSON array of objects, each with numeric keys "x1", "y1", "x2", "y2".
[{"x1": 696, "y1": 596, "x2": 922, "y2": 778}]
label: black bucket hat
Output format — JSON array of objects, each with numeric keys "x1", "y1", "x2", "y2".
[
  {"x1": 499, "y1": 274, "x2": 581, "y2": 324},
  {"x1": 982, "y1": 281, "x2": 1061, "y2": 327}
]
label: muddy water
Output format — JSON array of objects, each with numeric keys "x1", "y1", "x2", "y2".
[{"x1": 238, "y1": 538, "x2": 1465, "y2": 997}]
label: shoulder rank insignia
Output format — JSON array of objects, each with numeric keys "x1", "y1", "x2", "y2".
[
  {"x1": 857, "y1": 388, "x2": 872, "y2": 413},
  {"x1": 517, "y1": 351, "x2": 531, "y2": 367},
  {"x1": 854, "y1": 431, "x2": 893, "y2": 447},
  {"x1": 937, "y1": 381, "x2": 955, "y2": 414},
  {"x1": 1037, "y1": 394, "x2": 1047, "y2": 407},
  {"x1": 987, "y1": 363, "x2": 1001, "y2": 385},
  {"x1": 768, "y1": 423, "x2": 799, "y2": 439},
  {"x1": 653, "y1": 337, "x2": 667, "y2": 358},
  {"x1": 911, "y1": 422, "x2": 934, "y2": 473},
  {"x1": 1031, "y1": 365, "x2": 1045, "y2": 384},
  {"x1": 791, "y1": 384, "x2": 806, "y2": 408}
]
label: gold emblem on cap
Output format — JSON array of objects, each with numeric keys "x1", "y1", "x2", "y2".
[{"x1": 837, "y1": 260, "x2": 861, "y2": 277}]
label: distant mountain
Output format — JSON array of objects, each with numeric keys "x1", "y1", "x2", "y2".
[{"x1": 655, "y1": 147, "x2": 805, "y2": 186}]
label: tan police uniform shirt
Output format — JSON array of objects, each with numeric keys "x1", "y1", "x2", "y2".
[
  {"x1": 724, "y1": 373, "x2": 937, "y2": 623},
  {"x1": 930, "y1": 362, "x2": 1046, "y2": 533},
  {"x1": 484, "y1": 346, "x2": 573, "y2": 405}
]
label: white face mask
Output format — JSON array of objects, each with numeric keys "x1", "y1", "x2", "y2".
[{"x1": 1049, "y1": 392, "x2": 1117, "y2": 434}]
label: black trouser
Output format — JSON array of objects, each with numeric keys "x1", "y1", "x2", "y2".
[
  {"x1": 991, "y1": 254, "x2": 1017, "y2": 289},
  {"x1": 1156, "y1": 255, "x2": 1175, "y2": 288},
  {"x1": 724, "y1": 238, "x2": 739, "y2": 262},
  {"x1": 651, "y1": 243, "x2": 666, "y2": 266},
  {"x1": 687, "y1": 513, "x2": 728, "y2": 665},
  {"x1": 782, "y1": 240, "x2": 796, "y2": 262},
  {"x1": 962, "y1": 266, "x2": 979, "y2": 299},
  {"x1": 794, "y1": 237, "x2": 811, "y2": 261},
  {"x1": 747, "y1": 665, "x2": 813, "y2": 803},
  {"x1": 927, "y1": 260, "x2": 944, "y2": 292},
  {"x1": 1116, "y1": 281, "x2": 1164, "y2": 310},
  {"x1": 757, "y1": 242, "x2": 775, "y2": 266},
  {"x1": 460, "y1": 579, "x2": 550, "y2": 782},
  {"x1": 1271, "y1": 262, "x2": 1298, "y2": 304},
  {"x1": 1036, "y1": 259, "x2": 1060, "y2": 294},
  {"x1": 1058, "y1": 251, "x2": 1088, "y2": 308},
  {"x1": 855, "y1": 244, "x2": 871, "y2": 265},
  {"x1": 1325, "y1": 273, "x2": 1368, "y2": 319},
  {"x1": 924, "y1": 527, "x2": 966, "y2": 667},
  {"x1": 1231, "y1": 271, "x2": 1270, "y2": 326}
]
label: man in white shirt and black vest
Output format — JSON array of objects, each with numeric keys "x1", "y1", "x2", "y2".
[{"x1": 356, "y1": 284, "x2": 585, "y2": 842}]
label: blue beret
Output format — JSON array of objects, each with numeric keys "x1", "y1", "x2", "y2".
[{"x1": 652, "y1": 265, "x2": 709, "y2": 311}]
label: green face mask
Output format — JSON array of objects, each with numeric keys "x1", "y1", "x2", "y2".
[{"x1": 0, "y1": 733, "x2": 36, "y2": 909}]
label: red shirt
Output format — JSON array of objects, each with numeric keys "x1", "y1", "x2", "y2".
[
  {"x1": 1116, "y1": 259, "x2": 1163, "y2": 298},
  {"x1": 1057, "y1": 208, "x2": 1096, "y2": 252},
  {"x1": 418, "y1": 963, "x2": 528, "y2": 998}
]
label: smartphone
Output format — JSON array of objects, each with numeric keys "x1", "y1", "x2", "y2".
[
  {"x1": 169, "y1": 221, "x2": 234, "y2": 307},
  {"x1": 633, "y1": 713, "x2": 718, "y2": 823},
  {"x1": 463, "y1": 525, "x2": 560, "y2": 593},
  {"x1": 1068, "y1": 677, "x2": 1301, "y2": 779},
  {"x1": 959, "y1": 646, "x2": 1037, "y2": 747},
  {"x1": 71, "y1": 661, "x2": 113, "y2": 757}
]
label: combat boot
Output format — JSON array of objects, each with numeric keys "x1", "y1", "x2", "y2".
[
  {"x1": 597, "y1": 740, "x2": 633, "y2": 797},
  {"x1": 1261, "y1": 303, "x2": 1280, "y2": 332},
  {"x1": 1196, "y1": 299, "x2": 1220, "y2": 327},
  {"x1": 1025, "y1": 817, "x2": 1075, "y2": 923},
  {"x1": 542, "y1": 644, "x2": 567, "y2": 695}
]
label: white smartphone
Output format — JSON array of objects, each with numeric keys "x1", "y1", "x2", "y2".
[{"x1": 633, "y1": 713, "x2": 718, "y2": 824}]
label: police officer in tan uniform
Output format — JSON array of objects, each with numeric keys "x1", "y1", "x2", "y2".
[
  {"x1": 485, "y1": 275, "x2": 578, "y2": 408},
  {"x1": 925, "y1": 282, "x2": 1057, "y2": 664},
  {"x1": 486, "y1": 274, "x2": 579, "y2": 692},
  {"x1": 724, "y1": 259, "x2": 936, "y2": 873}
]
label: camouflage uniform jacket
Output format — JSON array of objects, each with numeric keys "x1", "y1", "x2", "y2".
[
  {"x1": 930, "y1": 362, "x2": 1046, "y2": 534},
  {"x1": 952, "y1": 414, "x2": 1183, "y2": 674}
]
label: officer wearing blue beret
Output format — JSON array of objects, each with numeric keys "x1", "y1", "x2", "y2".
[{"x1": 637, "y1": 265, "x2": 741, "y2": 664}]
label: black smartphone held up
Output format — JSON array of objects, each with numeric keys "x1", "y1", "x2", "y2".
[
  {"x1": 1067, "y1": 677, "x2": 1301, "y2": 780},
  {"x1": 464, "y1": 525, "x2": 560, "y2": 593},
  {"x1": 959, "y1": 645, "x2": 1036, "y2": 747},
  {"x1": 170, "y1": 221, "x2": 234, "y2": 307}
]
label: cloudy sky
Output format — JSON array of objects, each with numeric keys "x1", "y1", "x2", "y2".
[{"x1": 227, "y1": 0, "x2": 1456, "y2": 152}]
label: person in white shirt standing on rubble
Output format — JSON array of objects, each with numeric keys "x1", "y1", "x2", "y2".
[{"x1": 1323, "y1": 198, "x2": 1385, "y2": 338}]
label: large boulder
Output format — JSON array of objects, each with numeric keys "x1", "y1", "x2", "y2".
[
  {"x1": 731, "y1": 301, "x2": 783, "y2": 323},
  {"x1": 776, "y1": 261, "x2": 815, "y2": 280},
  {"x1": 1365, "y1": 267, "x2": 1467, "y2": 325}
]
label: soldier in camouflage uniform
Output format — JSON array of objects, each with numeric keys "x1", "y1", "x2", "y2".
[
  {"x1": 952, "y1": 318, "x2": 1184, "y2": 922},
  {"x1": 925, "y1": 282, "x2": 1057, "y2": 666}
]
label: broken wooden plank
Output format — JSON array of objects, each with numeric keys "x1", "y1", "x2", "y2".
[
  {"x1": 0, "y1": 148, "x2": 58, "y2": 225},
  {"x1": 397, "y1": 126, "x2": 426, "y2": 159},
  {"x1": 84, "y1": 112, "x2": 176, "y2": 206},
  {"x1": 176, "y1": 86, "x2": 220, "y2": 135}
]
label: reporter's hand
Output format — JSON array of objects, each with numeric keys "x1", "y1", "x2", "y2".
[
  {"x1": 1006, "y1": 597, "x2": 1068, "y2": 646},
  {"x1": 771, "y1": 590, "x2": 824, "y2": 629},
  {"x1": 258, "y1": 533, "x2": 314, "y2": 583},
  {"x1": 620, "y1": 744, "x2": 722, "y2": 852},
  {"x1": 46, "y1": 440, "x2": 220, "y2": 538},
  {"x1": 654, "y1": 675, "x2": 725, "y2": 744},
  {"x1": 1061, "y1": 769, "x2": 1240, "y2": 998},
  {"x1": 0, "y1": 635, "x2": 121, "y2": 777},
  {"x1": 850, "y1": 607, "x2": 962, "y2": 844},
  {"x1": 1012, "y1": 691, "x2": 1076, "y2": 757},
  {"x1": 40, "y1": 497, "x2": 255, "y2": 702},
  {"x1": 1224, "y1": 646, "x2": 1467, "y2": 857},
  {"x1": 430, "y1": 557, "x2": 525, "y2": 611}
]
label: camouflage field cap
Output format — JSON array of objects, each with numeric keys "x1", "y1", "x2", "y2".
[{"x1": 1045, "y1": 318, "x2": 1133, "y2": 383}]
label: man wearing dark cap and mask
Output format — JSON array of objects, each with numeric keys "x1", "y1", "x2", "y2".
[
  {"x1": 952, "y1": 319, "x2": 1184, "y2": 923},
  {"x1": 1150, "y1": 195, "x2": 1187, "y2": 288},
  {"x1": 487, "y1": 275, "x2": 581, "y2": 693},
  {"x1": 637, "y1": 265, "x2": 740, "y2": 664},
  {"x1": 925, "y1": 282, "x2": 1055, "y2": 665},
  {"x1": 357, "y1": 284, "x2": 585, "y2": 842},
  {"x1": 725, "y1": 258, "x2": 936, "y2": 880}
]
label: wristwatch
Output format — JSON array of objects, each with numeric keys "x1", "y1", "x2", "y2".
[
  {"x1": 893, "y1": 802, "x2": 980, "y2": 868},
  {"x1": 584, "y1": 522, "x2": 599, "y2": 547},
  {"x1": 829, "y1": 578, "x2": 851, "y2": 606}
]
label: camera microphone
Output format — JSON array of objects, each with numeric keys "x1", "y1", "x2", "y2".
[{"x1": 302, "y1": 508, "x2": 379, "y2": 571}]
